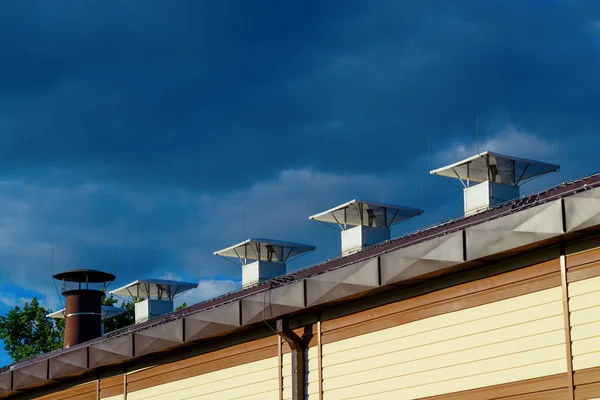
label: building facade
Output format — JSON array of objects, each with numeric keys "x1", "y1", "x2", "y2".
[{"x1": 1, "y1": 171, "x2": 599, "y2": 400}]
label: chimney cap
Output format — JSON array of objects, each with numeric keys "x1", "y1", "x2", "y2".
[
  {"x1": 53, "y1": 269, "x2": 115, "y2": 283},
  {"x1": 214, "y1": 238, "x2": 315, "y2": 263},
  {"x1": 309, "y1": 199, "x2": 423, "y2": 229},
  {"x1": 430, "y1": 151, "x2": 560, "y2": 185}
]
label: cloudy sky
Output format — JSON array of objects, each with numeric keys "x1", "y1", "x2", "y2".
[{"x1": 0, "y1": 1, "x2": 599, "y2": 366}]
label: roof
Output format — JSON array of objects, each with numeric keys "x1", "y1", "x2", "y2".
[
  {"x1": 47, "y1": 306, "x2": 126, "y2": 321},
  {"x1": 430, "y1": 151, "x2": 560, "y2": 185},
  {"x1": 53, "y1": 269, "x2": 116, "y2": 283},
  {"x1": 109, "y1": 279, "x2": 197, "y2": 300},
  {"x1": 309, "y1": 199, "x2": 423, "y2": 228},
  {"x1": 2, "y1": 170, "x2": 600, "y2": 394},
  {"x1": 214, "y1": 238, "x2": 316, "y2": 263}
]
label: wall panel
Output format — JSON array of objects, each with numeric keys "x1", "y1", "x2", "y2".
[
  {"x1": 321, "y1": 287, "x2": 565, "y2": 400},
  {"x1": 568, "y1": 275, "x2": 600, "y2": 372}
]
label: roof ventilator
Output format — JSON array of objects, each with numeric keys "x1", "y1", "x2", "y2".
[
  {"x1": 214, "y1": 238, "x2": 315, "y2": 288},
  {"x1": 110, "y1": 279, "x2": 197, "y2": 324},
  {"x1": 309, "y1": 200, "x2": 423, "y2": 256},
  {"x1": 430, "y1": 151, "x2": 560, "y2": 216}
]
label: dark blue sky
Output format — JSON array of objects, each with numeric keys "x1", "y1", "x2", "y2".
[{"x1": 0, "y1": 1, "x2": 599, "y2": 365}]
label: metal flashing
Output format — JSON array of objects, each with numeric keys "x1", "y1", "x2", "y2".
[
  {"x1": 48, "y1": 347, "x2": 88, "y2": 380},
  {"x1": 306, "y1": 257, "x2": 379, "y2": 307},
  {"x1": 380, "y1": 231, "x2": 465, "y2": 285},
  {"x1": 12, "y1": 360, "x2": 48, "y2": 391},
  {"x1": 184, "y1": 301, "x2": 241, "y2": 342},
  {"x1": 133, "y1": 319, "x2": 184, "y2": 357},
  {"x1": 564, "y1": 186, "x2": 600, "y2": 232},
  {"x1": 465, "y1": 199, "x2": 564, "y2": 260},
  {"x1": 88, "y1": 335, "x2": 133, "y2": 369},
  {"x1": 242, "y1": 281, "x2": 305, "y2": 325}
]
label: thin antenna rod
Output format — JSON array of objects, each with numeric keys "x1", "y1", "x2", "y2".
[
  {"x1": 556, "y1": 135, "x2": 560, "y2": 165},
  {"x1": 476, "y1": 115, "x2": 479, "y2": 154},
  {"x1": 243, "y1": 208, "x2": 246, "y2": 238},
  {"x1": 344, "y1": 167, "x2": 349, "y2": 202},
  {"x1": 428, "y1": 136, "x2": 432, "y2": 171},
  {"x1": 212, "y1": 222, "x2": 215, "y2": 252},
  {"x1": 308, "y1": 183, "x2": 317, "y2": 247}
]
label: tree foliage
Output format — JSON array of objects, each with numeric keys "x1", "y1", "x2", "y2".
[
  {"x1": 102, "y1": 295, "x2": 135, "y2": 333},
  {"x1": 0, "y1": 295, "x2": 138, "y2": 363},
  {"x1": 0, "y1": 298, "x2": 63, "y2": 362}
]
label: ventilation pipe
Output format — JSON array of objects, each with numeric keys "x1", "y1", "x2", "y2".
[{"x1": 52, "y1": 269, "x2": 115, "y2": 348}]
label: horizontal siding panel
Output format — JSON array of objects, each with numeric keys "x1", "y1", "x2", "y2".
[
  {"x1": 324, "y1": 288, "x2": 562, "y2": 356},
  {"x1": 128, "y1": 356, "x2": 278, "y2": 400},
  {"x1": 321, "y1": 288, "x2": 565, "y2": 399},
  {"x1": 324, "y1": 330, "x2": 565, "y2": 383},
  {"x1": 324, "y1": 344, "x2": 566, "y2": 392},
  {"x1": 324, "y1": 314, "x2": 562, "y2": 370},
  {"x1": 572, "y1": 334, "x2": 600, "y2": 357},
  {"x1": 571, "y1": 306, "x2": 600, "y2": 326},
  {"x1": 571, "y1": 321, "x2": 600, "y2": 341},
  {"x1": 568, "y1": 276, "x2": 600, "y2": 297},
  {"x1": 570, "y1": 277, "x2": 600, "y2": 372},
  {"x1": 323, "y1": 359, "x2": 566, "y2": 400},
  {"x1": 569, "y1": 291, "x2": 600, "y2": 312},
  {"x1": 573, "y1": 352, "x2": 600, "y2": 371}
]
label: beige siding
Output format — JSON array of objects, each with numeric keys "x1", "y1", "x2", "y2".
[
  {"x1": 282, "y1": 347, "x2": 319, "y2": 400},
  {"x1": 102, "y1": 396, "x2": 122, "y2": 400},
  {"x1": 283, "y1": 352, "x2": 291, "y2": 399},
  {"x1": 569, "y1": 275, "x2": 600, "y2": 371},
  {"x1": 127, "y1": 356, "x2": 279, "y2": 400},
  {"x1": 321, "y1": 287, "x2": 565, "y2": 400}
]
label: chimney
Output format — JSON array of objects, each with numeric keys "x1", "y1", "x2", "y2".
[
  {"x1": 214, "y1": 238, "x2": 316, "y2": 288},
  {"x1": 109, "y1": 279, "x2": 197, "y2": 324},
  {"x1": 309, "y1": 200, "x2": 423, "y2": 256},
  {"x1": 47, "y1": 305, "x2": 127, "y2": 335},
  {"x1": 52, "y1": 269, "x2": 115, "y2": 348},
  {"x1": 430, "y1": 151, "x2": 560, "y2": 216}
]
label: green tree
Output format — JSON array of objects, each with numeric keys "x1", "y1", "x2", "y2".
[
  {"x1": 101, "y1": 296, "x2": 135, "y2": 333},
  {"x1": 0, "y1": 297, "x2": 63, "y2": 362},
  {"x1": 175, "y1": 302, "x2": 187, "y2": 311},
  {"x1": 0, "y1": 295, "x2": 140, "y2": 363}
]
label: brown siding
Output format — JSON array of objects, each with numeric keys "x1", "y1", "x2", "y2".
[
  {"x1": 420, "y1": 373, "x2": 569, "y2": 399},
  {"x1": 33, "y1": 382, "x2": 96, "y2": 400},
  {"x1": 567, "y1": 247, "x2": 600, "y2": 283},
  {"x1": 99, "y1": 374, "x2": 122, "y2": 399}
]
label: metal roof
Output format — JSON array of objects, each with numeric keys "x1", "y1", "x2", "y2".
[
  {"x1": 430, "y1": 151, "x2": 560, "y2": 185},
  {"x1": 47, "y1": 306, "x2": 127, "y2": 321},
  {"x1": 213, "y1": 238, "x2": 315, "y2": 263},
  {"x1": 309, "y1": 199, "x2": 423, "y2": 229},
  {"x1": 109, "y1": 279, "x2": 197, "y2": 300}
]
